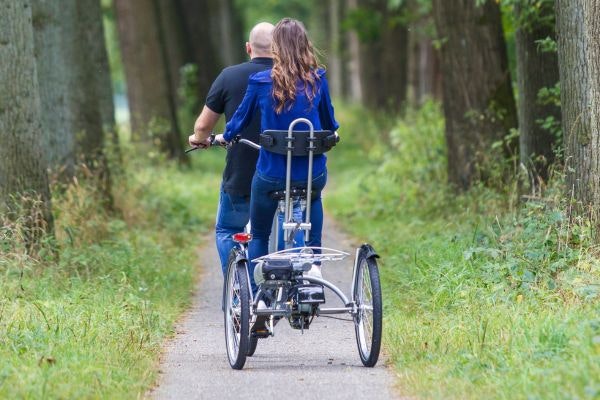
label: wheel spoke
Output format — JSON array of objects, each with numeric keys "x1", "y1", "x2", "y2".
[{"x1": 358, "y1": 262, "x2": 374, "y2": 355}]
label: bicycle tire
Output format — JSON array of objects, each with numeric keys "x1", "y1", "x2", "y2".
[
  {"x1": 353, "y1": 250, "x2": 382, "y2": 367},
  {"x1": 224, "y1": 251, "x2": 250, "y2": 369},
  {"x1": 247, "y1": 336, "x2": 259, "y2": 356}
]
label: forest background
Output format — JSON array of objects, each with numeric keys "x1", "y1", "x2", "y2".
[{"x1": 1, "y1": 0, "x2": 599, "y2": 399}]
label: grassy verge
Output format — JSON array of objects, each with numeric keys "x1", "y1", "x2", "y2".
[
  {"x1": 0, "y1": 145, "x2": 222, "y2": 398},
  {"x1": 326, "y1": 101, "x2": 600, "y2": 400}
]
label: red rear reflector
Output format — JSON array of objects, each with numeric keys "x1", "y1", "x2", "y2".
[{"x1": 232, "y1": 232, "x2": 252, "y2": 243}]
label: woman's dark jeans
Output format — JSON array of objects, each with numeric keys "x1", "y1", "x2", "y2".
[{"x1": 248, "y1": 170, "x2": 327, "y2": 292}]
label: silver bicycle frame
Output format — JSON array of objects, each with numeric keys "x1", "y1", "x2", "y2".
[{"x1": 282, "y1": 118, "x2": 314, "y2": 245}]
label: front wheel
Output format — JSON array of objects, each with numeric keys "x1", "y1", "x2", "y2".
[
  {"x1": 224, "y1": 251, "x2": 250, "y2": 369},
  {"x1": 353, "y1": 249, "x2": 382, "y2": 367}
]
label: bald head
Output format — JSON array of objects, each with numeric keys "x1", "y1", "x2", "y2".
[{"x1": 248, "y1": 22, "x2": 274, "y2": 58}]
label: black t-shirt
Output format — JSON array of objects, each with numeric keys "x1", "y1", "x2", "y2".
[{"x1": 205, "y1": 57, "x2": 273, "y2": 197}]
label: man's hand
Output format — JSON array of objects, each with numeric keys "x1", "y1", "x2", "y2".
[{"x1": 188, "y1": 134, "x2": 211, "y2": 149}]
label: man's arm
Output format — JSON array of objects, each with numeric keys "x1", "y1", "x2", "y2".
[{"x1": 189, "y1": 106, "x2": 221, "y2": 147}]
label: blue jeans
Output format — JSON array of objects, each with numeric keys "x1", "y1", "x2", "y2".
[
  {"x1": 248, "y1": 170, "x2": 327, "y2": 292},
  {"x1": 215, "y1": 188, "x2": 250, "y2": 276}
]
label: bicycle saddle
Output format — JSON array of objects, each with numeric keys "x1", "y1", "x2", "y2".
[{"x1": 268, "y1": 187, "x2": 316, "y2": 201}]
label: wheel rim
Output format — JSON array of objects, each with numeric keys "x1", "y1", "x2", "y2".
[
  {"x1": 356, "y1": 259, "x2": 374, "y2": 357},
  {"x1": 225, "y1": 266, "x2": 242, "y2": 362}
]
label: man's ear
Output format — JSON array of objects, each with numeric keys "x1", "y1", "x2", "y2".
[{"x1": 245, "y1": 42, "x2": 252, "y2": 56}]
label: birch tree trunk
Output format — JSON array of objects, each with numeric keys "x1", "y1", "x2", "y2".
[
  {"x1": 433, "y1": 0, "x2": 518, "y2": 190},
  {"x1": 0, "y1": 0, "x2": 53, "y2": 236}
]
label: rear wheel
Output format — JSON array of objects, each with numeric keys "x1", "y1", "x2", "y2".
[
  {"x1": 224, "y1": 251, "x2": 250, "y2": 369},
  {"x1": 353, "y1": 250, "x2": 382, "y2": 367}
]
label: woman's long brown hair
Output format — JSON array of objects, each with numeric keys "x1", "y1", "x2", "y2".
[{"x1": 271, "y1": 18, "x2": 321, "y2": 114}]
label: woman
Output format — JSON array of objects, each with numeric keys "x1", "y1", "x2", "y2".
[{"x1": 217, "y1": 18, "x2": 339, "y2": 290}]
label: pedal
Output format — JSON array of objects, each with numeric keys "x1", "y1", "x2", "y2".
[{"x1": 250, "y1": 315, "x2": 271, "y2": 338}]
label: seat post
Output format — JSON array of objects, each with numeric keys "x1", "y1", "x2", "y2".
[{"x1": 285, "y1": 118, "x2": 314, "y2": 245}]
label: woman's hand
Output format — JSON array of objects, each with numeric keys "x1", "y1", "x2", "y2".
[{"x1": 214, "y1": 134, "x2": 228, "y2": 145}]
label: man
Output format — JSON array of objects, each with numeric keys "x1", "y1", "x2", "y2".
[{"x1": 189, "y1": 22, "x2": 274, "y2": 276}]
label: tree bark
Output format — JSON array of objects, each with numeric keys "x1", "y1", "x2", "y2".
[
  {"x1": 433, "y1": 0, "x2": 518, "y2": 190},
  {"x1": 515, "y1": 1, "x2": 560, "y2": 186},
  {"x1": 406, "y1": 3, "x2": 443, "y2": 106},
  {"x1": 114, "y1": 0, "x2": 185, "y2": 161},
  {"x1": 358, "y1": 0, "x2": 409, "y2": 112},
  {"x1": 213, "y1": 0, "x2": 245, "y2": 67},
  {"x1": 31, "y1": 0, "x2": 74, "y2": 175},
  {"x1": 177, "y1": 0, "x2": 221, "y2": 100},
  {"x1": 556, "y1": 0, "x2": 599, "y2": 215},
  {"x1": 587, "y1": 0, "x2": 600, "y2": 218},
  {"x1": 0, "y1": 0, "x2": 53, "y2": 236},
  {"x1": 345, "y1": 0, "x2": 363, "y2": 103},
  {"x1": 58, "y1": 0, "x2": 115, "y2": 207},
  {"x1": 327, "y1": 0, "x2": 343, "y2": 98}
]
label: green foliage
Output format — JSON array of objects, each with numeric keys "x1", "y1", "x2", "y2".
[
  {"x1": 0, "y1": 142, "x2": 222, "y2": 398},
  {"x1": 177, "y1": 63, "x2": 201, "y2": 136},
  {"x1": 536, "y1": 36, "x2": 557, "y2": 53},
  {"x1": 501, "y1": 0, "x2": 556, "y2": 31},
  {"x1": 327, "y1": 101, "x2": 600, "y2": 399}
]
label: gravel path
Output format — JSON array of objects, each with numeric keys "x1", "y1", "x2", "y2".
[{"x1": 150, "y1": 216, "x2": 403, "y2": 400}]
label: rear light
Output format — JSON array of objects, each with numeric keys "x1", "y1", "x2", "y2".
[{"x1": 232, "y1": 232, "x2": 252, "y2": 243}]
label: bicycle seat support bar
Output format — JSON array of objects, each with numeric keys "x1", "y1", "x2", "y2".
[{"x1": 284, "y1": 118, "x2": 315, "y2": 244}]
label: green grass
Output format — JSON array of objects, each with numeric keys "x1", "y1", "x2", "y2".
[
  {"x1": 326, "y1": 101, "x2": 600, "y2": 400},
  {"x1": 0, "y1": 145, "x2": 223, "y2": 398}
]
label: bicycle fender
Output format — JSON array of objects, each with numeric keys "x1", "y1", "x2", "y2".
[
  {"x1": 360, "y1": 243, "x2": 380, "y2": 259},
  {"x1": 233, "y1": 247, "x2": 248, "y2": 264}
]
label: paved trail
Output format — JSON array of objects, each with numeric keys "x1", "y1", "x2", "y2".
[{"x1": 150, "y1": 217, "x2": 403, "y2": 400}]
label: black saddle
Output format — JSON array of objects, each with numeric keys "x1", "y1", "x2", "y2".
[{"x1": 269, "y1": 187, "x2": 317, "y2": 201}]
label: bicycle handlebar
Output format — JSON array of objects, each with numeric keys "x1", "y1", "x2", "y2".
[
  {"x1": 185, "y1": 133, "x2": 225, "y2": 153},
  {"x1": 185, "y1": 132, "x2": 339, "y2": 154}
]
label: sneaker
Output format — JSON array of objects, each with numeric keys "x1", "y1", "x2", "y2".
[
  {"x1": 257, "y1": 300, "x2": 267, "y2": 310},
  {"x1": 306, "y1": 264, "x2": 322, "y2": 279}
]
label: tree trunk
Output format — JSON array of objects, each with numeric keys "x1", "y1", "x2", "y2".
[
  {"x1": 345, "y1": 0, "x2": 363, "y2": 103},
  {"x1": 515, "y1": 1, "x2": 560, "y2": 187},
  {"x1": 433, "y1": 0, "x2": 518, "y2": 190},
  {"x1": 213, "y1": 0, "x2": 245, "y2": 67},
  {"x1": 327, "y1": 0, "x2": 342, "y2": 97},
  {"x1": 358, "y1": 0, "x2": 409, "y2": 112},
  {"x1": 114, "y1": 0, "x2": 185, "y2": 161},
  {"x1": 556, "y1": 0, "x2": 599, "y2": 214},
  {"x1": 158, "y1": 0, "x2": 191, "y2": 104},
  {"x1": 59, "y1": 0, "x2": 114, "y2": 207},
  {"x1": 587, "y1": 0, "x2": 600, "y2": 219},
  {"x1": 0, "y1": 0, "x2": 53, "y2": 237},
  {"x1": 406, "y1": 8, "x2": 443, "y2": 106},
  {"x1": 31, "y1": 0, "x2": 74, "y2": 176},
  {"x1": 177, "y1": 0, "x2": 221, "y2": 100}
]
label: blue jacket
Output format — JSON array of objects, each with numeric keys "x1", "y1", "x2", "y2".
[{"x1": 224, "y1": 68, "x2": 339, "y2": 181}]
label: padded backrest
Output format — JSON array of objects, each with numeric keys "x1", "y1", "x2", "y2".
[{"x1": 259, "y1": 130, "x2": 337, "y2": 156}]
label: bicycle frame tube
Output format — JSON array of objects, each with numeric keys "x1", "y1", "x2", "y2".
[
  {"x1": 284, "y1": 118, "x2": 315, "y2": 242},
  {"x1": 284, "y1": 118, "x2": 314, "y2": 245}
]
